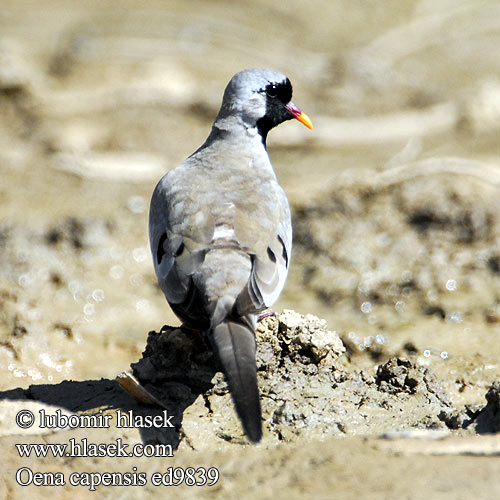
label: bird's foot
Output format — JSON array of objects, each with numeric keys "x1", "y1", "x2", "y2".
[{"x1": 257, "y1": 310, "x2": 276, "y2": 322}]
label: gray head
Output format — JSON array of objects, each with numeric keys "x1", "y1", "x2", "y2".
[{"x1": 215, "y1": 68, "x2": 312, "y2": 144}]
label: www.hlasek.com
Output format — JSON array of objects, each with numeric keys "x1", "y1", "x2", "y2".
[{"x1": 14, "y1": 408, "x2": 219, "y2": 490}]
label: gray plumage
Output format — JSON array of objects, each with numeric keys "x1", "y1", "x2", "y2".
[{"x1": 149, "y1": 68, "x2": 311, "y2": 442}]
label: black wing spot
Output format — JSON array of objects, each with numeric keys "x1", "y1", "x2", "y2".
[
  {"x1": 267, "y1": 247, "x2": 276, "y2": 263},
  {"x1": 156, "y1": 233, "x2": 168, "y2": 264},
  {"x1": 277, "y1": 234, "x2": 289, "y2": 268},
  {"x1": 174, "y1": 241, "x2": 185, "y2": 257}
]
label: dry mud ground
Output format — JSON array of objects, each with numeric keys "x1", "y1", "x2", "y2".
[{"x1": 1, "y1": 1, "x2": 500, "y2": 498}]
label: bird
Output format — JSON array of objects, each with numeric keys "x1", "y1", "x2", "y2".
[{"x1": 149, "y1": 68, "x2": 312, "y2": 442}]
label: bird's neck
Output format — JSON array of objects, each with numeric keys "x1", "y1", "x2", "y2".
[
  {"x1": 205, "y1": 115, "x2": 269, "y2": 153},
  {"x1": 189, "y1": 116, "x2": 275, "y2": 177}
]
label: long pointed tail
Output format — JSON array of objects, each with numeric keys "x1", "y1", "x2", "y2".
[{"x1": 210, "y1": 318, "x2": 262, "y2": 442}]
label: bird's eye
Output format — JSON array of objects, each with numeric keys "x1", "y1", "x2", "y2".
[{"x1": 266, "y1": 84, "x2": 278, "y2": 98}]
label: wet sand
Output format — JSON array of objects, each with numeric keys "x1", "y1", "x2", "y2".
[{"x1": 1, "y1": 1, "x2": 500, "y2": 498}]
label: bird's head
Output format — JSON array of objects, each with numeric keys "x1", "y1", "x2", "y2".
[{"x1": 216, "y1": 68, "x2": 313, "y2": 144}]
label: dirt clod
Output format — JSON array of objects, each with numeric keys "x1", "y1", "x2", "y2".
[{"x1": 376, "y1": 357, "x2": 451, "y2": 407}]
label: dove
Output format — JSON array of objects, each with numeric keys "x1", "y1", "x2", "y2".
[{"x1": 149, "y1": 68, "x2": 312, "y2": 442}]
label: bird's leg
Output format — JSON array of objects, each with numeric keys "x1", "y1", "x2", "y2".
[{"x1": 257, "y1": 310, "x2": 276, "y2": 322}]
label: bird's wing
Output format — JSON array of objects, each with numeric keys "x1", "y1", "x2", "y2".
[
  {"x1": 149, "y1": 163, "x2": 216, "y2": 326},
  {"x1": 233, "y1": 183, "x2": 292, "y2": 315}
]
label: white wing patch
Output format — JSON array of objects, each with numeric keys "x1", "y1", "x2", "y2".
[
  {"x1": 262, "y1": 260, "x2": 288, "y2": 307},
  {"x1": 212, "y1": 224, "x2": 236, "y2": 241}
]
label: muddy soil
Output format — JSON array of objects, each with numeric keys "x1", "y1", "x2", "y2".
[{"x1": 1, "y1": 1, "x2": 500, "y2": 498}]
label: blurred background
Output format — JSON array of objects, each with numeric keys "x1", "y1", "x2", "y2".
[{"x1": 1, "y1": 0, "x2": 500, "y2": 410}]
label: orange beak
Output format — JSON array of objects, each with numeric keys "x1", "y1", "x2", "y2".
[{"x1": 285, "y1": 102, "x2": 313, "y2": 130}]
